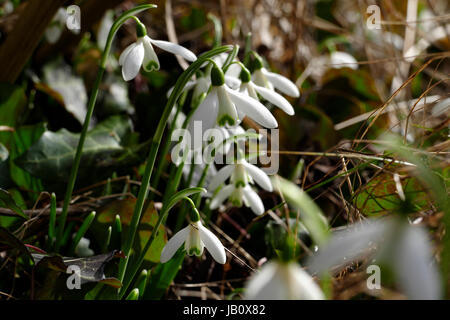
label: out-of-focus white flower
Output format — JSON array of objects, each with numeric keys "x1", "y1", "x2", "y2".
[
  {"x1": 251, "y1": 56, "x2": 300, "y2": 98},
  {"x1": 367, "y1": 29, "x2": 404, "y2": 51},
  {"x1": 431, "y1": 97, "x2": 450, "y2": 117},
  {"x1": 45, "y1": 8, "x2": 67, "y2": 44},
  {"x1": 329, "y1": 51, "x2": 358, "y2": 70},
  {"x1": 296, "y1": 51, "x2": 359, "y2": 87},
  {"x1": 97, "y1": 9, "x2": 114, "y2": 50},
  {"x1": 119, "y1": 20, "x2": 196, "y2": 81},
  {"x1": 244, "y1": 261, "x2": 325, "y2": 300},
  {"x1": 160, "y1": 220, "x2": 226, "y2": 264},
  {"x1": 403, "y1": 9, "x2": 450, "y2": 63},
  {"x1": 187, "y1": 64, "x2": 278, "y2": 139},
  {"x1": 209, "y1": 159, "x2": 272, "y2": 215},
  {"x1": 74, "y1": 237, "x2": 94, "y2": 257},
  {"x1": 307, "y1": 218, "x2": 442, "y2": 300}
]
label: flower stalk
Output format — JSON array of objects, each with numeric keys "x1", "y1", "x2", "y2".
[
  {"x1": 118, "y1": 45, "x2": 233, "y2": 287},
  {"x1": 55, "y1": 4, "x2": 157, "y2": 252}
]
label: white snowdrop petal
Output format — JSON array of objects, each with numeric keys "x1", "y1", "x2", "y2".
[
  {"x1": 242, "y1": 162, "x2": 273, "y2": 191},
  {"x1": 142, "y1": 36, "x2": 160, "y2": 71},
  {"x1": 216, "y1": 85, "x2": 239, "y2": 126},
  {"x1": 210, "y1": 185, "x2": 234, "y2": 209},
  {"x1": 224, "y1": 75, "x2": 241, "y2": 90},
  {"x1": 392, "y1": 225, "x2": 442, "y2": 299},
  {"x1": 329, "y1": 51, "x2": 358, "y2": 70},
  {"x1": 187, "y1": 89, "x2": 218, "y2": 140},
  {"x1": 122, "y1": 42, "x2": 145, "y2": 81},
  {"x1": 198, "y1": 224, "x2": 226, "y2": 264},
  {"x1": 254, "y1": 84, "x2": 295, "y2": 115},
  {"x1": 289, "y1": 264, "x2": 325, "y2": 300},
  {"x1": 45, "y1": 26, "x2": 63, "y2": 44},
  {"x1": 225, "y1": 86, "x2": 278, "y2": 129},
  {"x1": 208, "y1": 165, "x2": 234, "y2": 191},
  {"x1": 262, "y1": 69, "x2": 300, "y2": 98},
  {"x1": 119, "y1": 42, "x2": 137, "y2": 66},
  {"x1": 242, "y1": 186, "x2": 265, "y2": 215},
  {"x1": 226, "y1": 63, "x2": 242, "y2": 79},
  {"x1": 150, "y1": 39, "x2": 197, "y2": 61},
  {"x1": 160, "y1": 226, "x2": 189, "y2": 263},
  {"x1": 244, "y1": 262, "x2": 281, "y2": 299}
]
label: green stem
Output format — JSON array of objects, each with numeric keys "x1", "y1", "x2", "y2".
[
  {"x1": 55, "y1": 4, "x2": 157, "y2": 252},
  {"x1": 151, "y1": 101, "x2": 183, "y2": 193},
  {"x1": 118, "y1": 45, "x2": 233, "y2": 285},
  {"x1": 47, "y1": 193, "x2": 56, "y2": 251}
]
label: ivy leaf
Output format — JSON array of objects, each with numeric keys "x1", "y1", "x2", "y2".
[
  {"x1": 15, "y1": 116, "x2": 140, "y2": 182},
  {"x1": 0, "y1": 188, "x2": 28, "y2": 219},
  {"x1": 32, "y1": 250, "x2": 124, "y2": 287},
  {"x1": 0, "y1": 226, "x2": 33, "y2": 261}
]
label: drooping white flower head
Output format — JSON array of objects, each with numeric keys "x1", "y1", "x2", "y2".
[
  {"x1": 251, "y1": 55, "x2": 300, "y2": 98},
  {"x1": 119, "y1": 20, "x2": 197, "y2": 81},
  {"x1": 209, "y1": 159, "x2": 272, "y2": 215},
  {"x1": 73, "y1": 236, "x2": 94, "y2": 257},
  {"x1": 244, "y1": 261, "x2": 325, "y2": 300},
  {"x1": 238, "y1": 66, "x2": 295, "y2": 116},
  {"x1": 187, "y1": 63, "x2": 278, "y2": 141},
  {"x1": 160, "y1": 220, "x2": 226, "y2": 264},
  {"x1": 329, "y1": 51, "x2": 358, "y2": 70}
]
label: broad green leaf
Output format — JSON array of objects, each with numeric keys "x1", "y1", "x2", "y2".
[
  {"x1": 0, "y1": 226, "x2": 33, "y2": 262},
  {"x1": 32, "y1": 250, "x2": 124, "y2": 287},
  {"x1": 93, "y1": 199, "x2": 166, "y2": 264},
  {"x1": 355, "y1": 173, "x2": 428, "y2": 216},
  {"x1": 16, "y1": 116, "x2": 140, "y2": 182},
  {"x1": 0, "y1": 188, "x2": 28, "y2": 219},
  {"x1": 0, "y1": 82, "x2": 26, "y2": 146},
  {"x1": 272, "y1": 175, "x2": 330, "y2": 245},
  {"x1": 9, "y1": 123, "x2": 46, "y2": 193}
]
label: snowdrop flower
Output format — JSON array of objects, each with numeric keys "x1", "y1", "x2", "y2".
[
  {"x1": 251, "y1": 55, "x2": 300, "y2": 98},
  {"x1": 209, "y1": 159, "x2": 272, "y2": 215},
  {"x1": 74, "y1": 236, "x2": 94, "y2": 257},
  {"x1": 188, "y1": 63, "x2": 277, "y2": 139},
  {"x1": 119, "y1": 19, "x2": 197, "y2": 81},
  {"x1": 307, "y1": 218, "x2": 442, "y2": 299},
  {"x1": 244, "y1": 261, "x2": 325, "y2": 300},
  {"x1": 238, "y1": 65, "x2": 294, "y2": 115},
  {"x1": 160, "y1": 220, "x2": 226, "y2": 264},
  {"x1": 329, "y1": 51, "x2": 358, "y2": 70},
  {"x1": 166, "y1": 69, "x2": 240, "y2": 107}
]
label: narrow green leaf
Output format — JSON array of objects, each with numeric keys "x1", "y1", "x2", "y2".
[
  {"x1": 272, "y1": 176, "x2": 330, "y2": 246},
  {"x1": 47, "y1": 193, "x2": 57, "y2": 250},
  {"x1": 70, "y1": 211, "x2": 96, "y2": 255},
  {"x1": 126, "y1": 288, "x2": 140, "y2": 300}
]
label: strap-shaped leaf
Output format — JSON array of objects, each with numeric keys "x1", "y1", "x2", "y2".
[{"x1": 272, "y1": 176, "x2": 330, "y2": 246}]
